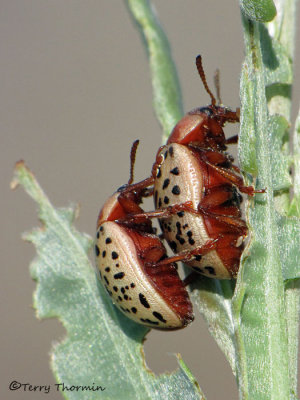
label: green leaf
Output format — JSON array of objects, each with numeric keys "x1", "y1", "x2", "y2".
[
  {"x1": 267, "y1": 115, "x2": 291, "y2": 191},
  {"x1": 12, "y1": 161, "x2": 204, "y2": 400},
  {"x1": 233, "y1": 12, "x2": 299, "y2": 397},
  {"x1": 289, "y1": 110, "x2": 300, "y2": 217},
  {"x1": 277, "y1": 214, "x2": 300, "y2": 280},
  {"x1": 240, "y1": 0, "x2": 277, "y2": 22},
  {"x1": 239, "y1": 23, "x2": 293, "y2": 180},
  {"x1": 285, "y1": 280, "x2": 300, "y2": 396},
  {"x1": 190, "y1": 278, "x2": 237, "y2": 376},
  {"x1": 126, "y1": 0, "x2": 183, "y2": 141}
]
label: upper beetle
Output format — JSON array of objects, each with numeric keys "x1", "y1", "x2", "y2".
[{"x1": 120, "y1": 56, "x2": 264, "y2": 279}]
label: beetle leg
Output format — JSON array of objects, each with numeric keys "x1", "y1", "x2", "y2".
[
  {"x1": 200, "y1": 185, "x2": 243, "y2": 217},
  {"x1": 198, "y1": 149, "x2": 231, "y2": 165},
  {"x1": 116, "y1": 201, "x2": 197, "y2": 225},
  {"x1": 203, "y1": 159, "x2": 265, "y2": 195},
  {"x1": 118, "y1": 176, "x2": 155, "y2": 195},
  {"x1": 117, "y1": 145, "x2": 168, "y2": 196},
  {"x1": 201, "y1": 184, "x2": 240, "y2": 207},
  {"x1": 156, "y1": 238, "x2": 220, "y2": 267},
  {"x1": 198, "y1": 204, "x2": 247, "y2": 235},
  {"x1": 225, "y1": 134, "x2": 238, "y2": 144}
]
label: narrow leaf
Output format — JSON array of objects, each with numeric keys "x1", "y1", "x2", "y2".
[
  {"x1": 240, "y1": 0, "x2": 277, "y2": 22},
  {"x1": 277, "y1": 214, "x2": 300, "y2": 280},
  {"x1": 289, "y1": 110, "x2": 300, "y2": 217},
  {"x1": 235, "y1": 15, "x2": 292, "y2": 398},
  {"x1": 285, "y1": 280, "x2": 300, "y2": 396},
  {"x1": 126, "y1": 0, "x2": 183, "y2": 140},
  {"x1": 190, "y1": 278, "x2": 237, "y2": 376}
]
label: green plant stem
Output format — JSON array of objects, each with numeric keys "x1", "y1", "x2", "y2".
[
  {"x1": 126, "y1": 0, "x2": 183, "y2": 141},
  {"x1": 237, "y1": 0, "x2": 299, "y2": 396}
]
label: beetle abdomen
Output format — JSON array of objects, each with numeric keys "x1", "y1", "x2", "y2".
[
  {"x1": 154, "y1": 143, "x2": 234, "y2": 279},
  {"x1": 95, "y1": 220, "x2": 193, "y2": 330}
]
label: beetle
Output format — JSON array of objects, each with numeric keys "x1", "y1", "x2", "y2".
[
  {"x1": 95, "y1": 141, "x2": 194, "y2": 330},
  {"x1": 119, "y1": 55, "x2": 264, "y2": 279}
]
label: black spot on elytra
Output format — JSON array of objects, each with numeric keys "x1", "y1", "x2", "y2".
[
  {"x1": 104, "y1": 276, "x2": 109, "y2": 285},
  {"x1": 205, "y1": 266, "x2": 216, "y2": 275},
  {"x1": 131, "y1": 307, "x2": 137, "y2": 314},
  {"x1": 115, "y1": 263, "x2": 119, "y2": 267},
  {"x1": 130, "y1": 283, "x2": 135, "y2": 288},
  {"x1": 158, "y1": 198, "x2": 162, "y2": 208},
  {"x1": 124, "y1": 294, "x2": 129, "y2": 300},
  {"x1": 96, "y1": 231, "x2": 100, "y2": 239},
  {"x1": 172, "y1": 185, "x2": 181, "y2": 195},
  {"x1": 153, "y1": 311, "x2": 167, "y2": 323},
  {"x1": 139, "y1": 293, "x2": 150, "y2": 308},
  {"x1": 188, "y1": 238, "x2": 195, "y2": 245},
  {"x1": 156, "y1": 167, "x2": 161, "y2": 178},
  {"x1": 111, "y1": 251, "x2": 119, "y2": 260},
  {"x1": 177, "y1": 211, "x2": 184, "y2": 217},
  {"x1": 164, "y1": 196, "x2": 170, "y2": 205},
  {"x1": 164, "y1": 150, "x2": 168, "y2": 159},
  {"x1": 162, "y1": 178, "x2": 170, "y2": 189},
  {"x1": 100, "y1": 226, "x2": 104, "y2": 232},
  {"x1": 176, "y1": 234, "x2": 185, "y2": 245},
  {"x1": 118, "y1": 296, "x2": 123, "y2": 302},
  {"x1": 170, "y1": 241, "x2": 177, "y2": 252},
  {"x1": 170, "y1": 166, "x2": 179, "y2": 175},
  {"x1": 195, "y1": 255, "x2": 202, "y2": 261},
  {"x1": 176, "y1": 222, "x2": 182, "y2": 234},
  {"x1": 187, "y1": 231, "x2": 193, "y2": 237},
  {"x1": 95, "y1": 245, "x2": 100, "y2": 257},
  {"x1": 102, "y1": 250, "x2": 106, "y2": 258},
  {"x1": 114, "y1": 272, "x2": 125, "y2": 279},
  {"x1": 125, "y1": 285, "x2": 129, "y2": 290},
  {"x1": 154, "y1": 190, "x2": 158, "y2": 206},
  {"x1": 106, "y1": 237, "x2": 112, "y2": 244},
  {"x1": 169, "y1": 146, "x2": 174, "y2": 157},
  {"x1": 113, "y1": 286, "x2": 118, "y2": 292},
  {"x1": 140, "y1": 318, "x2": 159, "y2": 325},
  {"x1": 105, "y1": 267, "x2": 110, "y2": 273},
  {"x1": 121, "y1": 287, "x2": 125, "y2": 294}
]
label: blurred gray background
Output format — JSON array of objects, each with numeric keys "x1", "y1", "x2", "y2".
[{"x1": 1, "y1": 1, "x2": 299, "y2": 399}]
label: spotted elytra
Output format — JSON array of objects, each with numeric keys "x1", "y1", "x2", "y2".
[
  {"x1": 119, "y1": 55, "x2": 265, "y2": 279},
  {"x1": 95, "y1": 141, "x2": 194, "y2": 330}
]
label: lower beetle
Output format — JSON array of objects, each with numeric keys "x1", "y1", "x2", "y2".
[{"x1": 95, "y1": 141, "x2": 194, "y2": 329}]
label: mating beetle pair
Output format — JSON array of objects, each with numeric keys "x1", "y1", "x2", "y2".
[{"x1": 95, "y1": 56, "x2": 263, "y2": 330}]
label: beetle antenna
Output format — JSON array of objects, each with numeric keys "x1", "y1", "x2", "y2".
[
  {"x1": 128, "y1": 139, "x2": 140, "y2": 185},
  {"x1": 214, "y1": 68, "x2": 222, "y2": 105},
  {"x1": 195, "y1": 55, "x2": 217, "y2": 107}
]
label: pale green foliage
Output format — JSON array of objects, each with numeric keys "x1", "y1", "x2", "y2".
[
  {"x1": 240, "y1": 0, "x2": 277, "y2": 22},
  {"x1": 14, "y1": 0, "x2": 299, "y2": 399},
  {"x1": 126, "y1": 0, "x2": 183, "y2": 141},
  {"x1": 12, "y1": 161, "x2": 204, "y2": 400}
]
